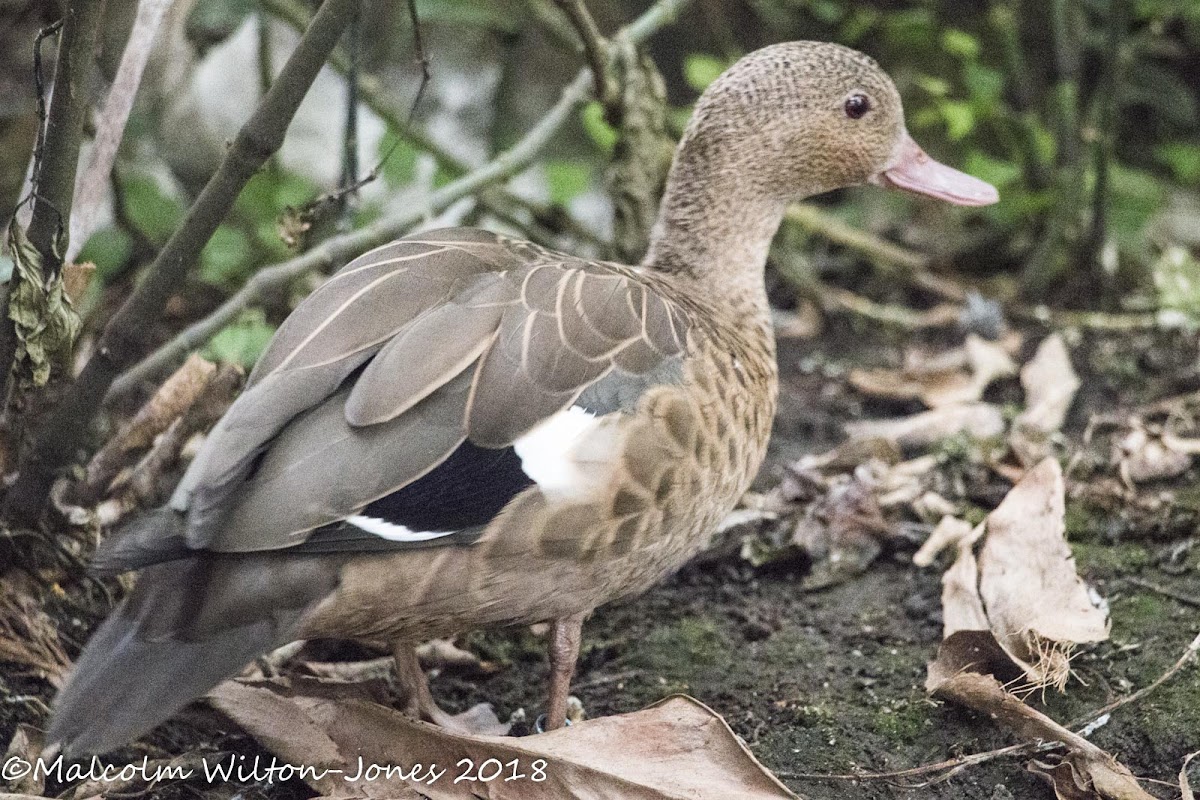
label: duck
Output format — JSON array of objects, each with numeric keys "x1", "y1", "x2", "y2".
[{"x1": 49, "y1": 41, "x2": 997, "y2": 755}]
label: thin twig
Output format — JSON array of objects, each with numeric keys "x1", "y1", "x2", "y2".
[
  {"x1": 260, "y1": 0, "x2": 607, "y2": 250},
  {"x1": 1069, "y1": 631, "x2": 1200, "y2": 728},
  {"x1": 1122, "y1": 577, "x2": 1200, "y2": 610},
  {"x1": 404, "y1": 0, "x2": 431, "y2": 122},
  {"x1": 107, "y1": 0, "x2": 692, "y2": 401},
  {"x1": 554, "y1": 0, "x2": 612, "y2": 105},
  {"x1": 69, "y1": 0, "x2": 174, "y2": 262},
  {"x1": 4, "y1": 0, "x2": 361, "y2": 524}
]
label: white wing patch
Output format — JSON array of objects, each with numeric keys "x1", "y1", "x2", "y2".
[
  {"x1": 513, "y1": 405, "x2": 621, "y2": 503},
  {"x1": 345, "y1": 515, "x2": 457, "y2": 542}
]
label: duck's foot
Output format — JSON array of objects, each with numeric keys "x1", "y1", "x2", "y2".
[{"x1": 392, "y1": 641, "x2": 510, "y2": 735}]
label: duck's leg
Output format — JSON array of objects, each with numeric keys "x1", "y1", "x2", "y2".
[
  {"x1": 391, "y1": 641, "x2": 464, "y2": 729},
  {"x1": 391, "y1": 641, "x2": 510, "y2": 735},
  {"x1": 544, "y1": 612, "x2": 585, "y2": 730}
]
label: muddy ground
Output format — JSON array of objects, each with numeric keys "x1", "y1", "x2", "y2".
[{"x1": 2, "y1": 314, "x2": 1198, "y2": 800}]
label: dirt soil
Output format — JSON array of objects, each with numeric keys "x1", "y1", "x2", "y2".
[{"x1": 2, "y1": 315, "x2": 1199, "y2": 800}]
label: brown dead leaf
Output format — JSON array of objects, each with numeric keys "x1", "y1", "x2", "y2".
[
  {"x1": 1011, "y1": 334, "x2": 1080, "y2": 466},
  {"x1": 979, "y1": 459, "x2": 1109, "y2": 689},
  {"x1": 913, "y1": 516, "x2": 978, "y2": 567},
  {"x1": 929, "y1": 672, "x2": 1154, "y2": 800},
  {"x1": 5, "y1": 724, "x2": 44, "y2": 795},
  {"x1": 790, "y1": 471, "x2": 891, "y2": 590},
  {"x1": 844, "y1": 402, "x2": 1005, "y2": 449},
  {"x1": 848, "y1": 334, "x2": 1017, "y2": 409},
  {"x1": 417, "y1": 639, "x2": 499, "y2": 675},
  {"x1": 1181, "y1": 750, "x2": 1198, "y2": 800},
  {"x1": 1117, "y1": 423, "x2": 1195, "y2": 485},
  {"x1": 210, "y1": 678, "x2": 795, "y2": 799}
]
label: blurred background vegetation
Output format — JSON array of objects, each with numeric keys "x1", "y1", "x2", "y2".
[{"x1": 1, "y1": 0, "x2": 1198, "y2": 377}]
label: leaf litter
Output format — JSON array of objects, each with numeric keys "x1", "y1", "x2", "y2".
[
  {"x1": 208, "y1": 678, "x2": 796, "y2": 799},
  {"x1": 921, "y1": 459, "x2": 1157, "y2": 800}
]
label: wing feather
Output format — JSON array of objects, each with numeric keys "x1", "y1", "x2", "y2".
[{"x1": 167, "y1": 227, "x2": 694, "y2": 556}]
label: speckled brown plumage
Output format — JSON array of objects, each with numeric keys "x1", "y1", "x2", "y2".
[{"x1": 50, "y1": 41, "x2": 997, "y2": 754}]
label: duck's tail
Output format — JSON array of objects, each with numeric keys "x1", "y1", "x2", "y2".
[{"x1": 49, "y1": 540, "x2": 338, "y2": 756}]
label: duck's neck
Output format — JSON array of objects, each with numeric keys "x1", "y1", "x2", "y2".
[{"x1": 643, "y1": 140, "x2": 794, "y2": 309}]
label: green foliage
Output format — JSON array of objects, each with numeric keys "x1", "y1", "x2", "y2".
[
  {"x1": 682, "y1": 54, "x2": 730, "y2": 92},
  {"x1": 544, "y1": 159, "x2": 593, "y2": 206},
  {"x1": 378, "y1": 136, "x2": 421, "y2": 188},
  {"x1": 580, "y1": 102, "x2": 618, "y2": 155},
  {"x1": 122, "y1": 174, "x2": 186, "y2": 244},
  {"x1": 199, "y1": 225, "x2": 253, "y2": 287},
  {"x1": 76, "y1": 227, "x2": 133, "y2": 282},
  {"x1": 203, "y1": 308, "x2": 276, "y2": 370},
  {"x1": 1155, "y1": 142, "x2": 1200, "y2": 187}
]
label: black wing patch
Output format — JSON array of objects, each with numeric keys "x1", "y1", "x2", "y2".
[{"x1": 299, "y1": 440, "x2": 534, "y2": 552}]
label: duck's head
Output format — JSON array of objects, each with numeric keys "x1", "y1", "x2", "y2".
[{"x1": 682, "y1": 41, "x2": 998, "y2": 207}]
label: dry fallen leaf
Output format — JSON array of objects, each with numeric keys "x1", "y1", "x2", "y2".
[
  {"x1": 1181, "y1": 750, "x2": 1198, "y2": 800},
  {"x1": 210, "y1": 678, "x2": 796, "y2": 799},
  {"x1": 978, "y1": 459, "x2": 1109, "y2": 689},
  {"x1": 848, "y1": 334, "x2": 1017, "y2": 409},
  {"x1": 1011, "y1": 334, "x2": 1080, "y2": 466},
  {"x1": 912, "y1": 515, "x2": 978, "y2": 567},
  {"x1": 927, "y1": 671, "x2": 1154, "y2": 800},
  {"x1": 1116, "y1": 423, "x2": 1195, "y2": 485},
  {"x1": 844, "y1": 402, "x2": 1005, "y2": 449}
]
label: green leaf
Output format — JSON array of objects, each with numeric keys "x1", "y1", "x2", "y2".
[
  {"x1": 1109, "y1": 164, "x2": 1167, "y2": 242},
  {"x1": 1155, "y1": 142, "x2": 1200, "y2": 186},
  {"x1": 123, "y1": 174, "x2": 186, "y2": 244},
  {"x1": 544, "y1": 160, "x2": 593, "y2": 206},
  {"x1": 915, "y1": 74, "x2": 951, "y2": 97},
  {"x1": 581, "y1": 102, "x2": 617, "y2": 156},
  {"x1": 200, "y1": 224, "x2": 252, "y2": 287},
  {"x1": 1153, "y1": 246, "x2": 1200, "y2": 324},
  {"x1": 683, "y1": 54, "x2": 727, "y2": 92},
  {"x1": 941, "y1": 29, "x2": 980, "y2": 60},
  {"x1": 203, "y1": 308, "x2": 277, "y2": 370},
  {"x1": 379, "y1": 136, "x2": 421, "y2": 188},
  {"x1": 940, "y1": 100, "x2": 976, "y2": 140},
  {"x1": 76, "y1": 227, "x2": 132, "y2": 282},
  {"x1": 963, "y1": 152, "x2": 1022, "y2": 189}
]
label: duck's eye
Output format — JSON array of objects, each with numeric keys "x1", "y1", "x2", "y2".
[{"x1": 844, "y1": 94, "x2": 871, "y2": 119}]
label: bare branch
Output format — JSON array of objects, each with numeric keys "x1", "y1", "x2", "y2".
[
  {"x1": 68, "y1": 0, "x2": 174, "y2": 263},
  {"x1": 4, "y1": 0, "x2": 361, "y2": 524},
  {"x1": 554, "y1": 0, "x2": 613, "y2": 106},
  {"x1": 260, "y1": 0, "x2": 606, "y2": 249},
  {"x1": 25, "y1": 1, "x2": 103, "y2": 270}
]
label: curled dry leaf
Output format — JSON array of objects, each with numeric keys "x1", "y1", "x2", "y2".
[
  {"x1": 848, "y1": 334, "x2": 1017, "y2": 408},
  {"x1": 926, "y1": 671, "x2": 1154, "y2": 800},
  {"x1": 1181, "y1": 749, "x2": 1198, "y2": 800},
  {"x1": 78, "y1": 354, "x2": 218, "y2": 504},
  {"x1": 844, "y1": 402, "x2": 1005, "y2": 449},
  {"x1": 1011, "y1": 334, "x2": 1080, "y2": 467},
  {"x1": 913, "y1": 515, "x2": 978, "y2": 568},
  {"x1": 416, "y1": 638, "x2": 499, "y2": 674},
  {"x1": 4, "y1": 724, "x2": 44, "y2": 795},
  {"x1": 978, "y1": 459, "x2": 1109, "y2": 689},
  {"x1": 788, "y1": 470, "x2": 893, "y2": 589},
  {"x1": 1116, "y1": 423, "x2": 1195, "y2": 485},
  {"x1": 209, "y1": 678, "x2": 796, "y2": 799}
]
